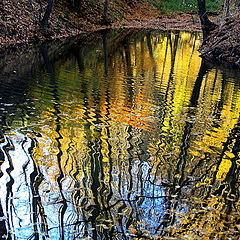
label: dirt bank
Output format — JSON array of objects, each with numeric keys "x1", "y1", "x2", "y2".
[
  {"x1": 199, "y1": 9, "x2": 240, "y2": 68},
  {"x1": 0, "y1": 0, "x2": 201, "y2": 49},
  {"x1": 112, "y1": 12, "x2": 201, "y2": 31}
]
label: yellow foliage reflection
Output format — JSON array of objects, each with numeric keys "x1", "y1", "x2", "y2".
[{"x1": 0, "y1": 30, "x2": 239, "y2": 239}]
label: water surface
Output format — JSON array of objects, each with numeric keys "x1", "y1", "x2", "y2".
[{"x1": 0, "y1": 29, "x2": 240, "y2": 239}]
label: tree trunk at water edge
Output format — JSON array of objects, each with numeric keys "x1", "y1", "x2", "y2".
[
  {"x1": 197, "y1": 0, "x2": 216, "y2": 42},
  {"x1": 41, "y1": 0, "x2": 55, "y2": 32}
]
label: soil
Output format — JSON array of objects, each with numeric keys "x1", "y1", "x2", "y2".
[{"x1": 199, "y1": 9, "x2": 240, "y2": 68}]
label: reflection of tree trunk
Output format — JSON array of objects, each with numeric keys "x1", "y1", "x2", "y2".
[
  {"x1": 218, "y1": 116, "x2": 240, "y2": 214},
  {"x1": 83, "y1": 86, "x2": 110, "y2": 238},
  {"x1": 0, "y1": 140, "x2": 10, "y2": 239},
  {"x1": 158, "y1": 60, "x2": 208, "y2": 234},
  {"x1": 88, "y1": 139, "x2": 101, "y2": 240},
  {"x1": 41, "y1": 43, "x2": 67, "y2": 239},
  {"x1": 102, "y1": 32, "x2": 108, "y2": 75},
  {"x1": 29, "y1": 138, "x2": 49, "y2": 239},
  {"x1": 164, "y1": 31, "x2": 179, "y2": 100},
  {"x1": 210, "y1": 115, "x2": 240, "y2": 197},
  {"x1": 55, "y1": 123, "x2": 67, "y2": 240},
  {"x1": 0, "y1": 144, "x2": 4, "y2": 178},
  {"x1": 185, "y1": 36, "x2": 196, "y2": 77},
  {"x1": 123, "y1": 36, "x2": 134, "y2": 109},
  {"x1": 80, "y1": 93, "x2": 92, "y2": 237},
  {"x1": 0, "y1": 200, "x2": 7, "y2": 240},
  {"x1": 213, "y1": 71, "x2": 226, "y2": 121},
  {"x1": 140, "y1": 37, "x2": 145, "y2": 78},
  {"x1": 4, "y1": 138, "x2": 15, "y2": 240},
  {"x1": 123, "y1": 36, "x2": 133, "y2": 77},
  {"x1": 171, "y1": 31, "x2": 179, "y2": 67},
  {"x1": 159, "y1": 33, "x2": 169, "y2": 86},
  {"x1": 104, "y1": 87, "x2": 115, "y2": 238},
  {"x1": 197, "y1": 0, "x2": 216, "y2": 42},
  {"x1": 189, "y1": 60, "x2": 207, "y2": 107},
  {"x1": 211, "y1": 68, "x2": 218, "y2": 95},
  {"x1": 125, "y1": 126, "x2": 134, "y2": 229},
  {"x1": 146, "y1": 32, "x2": 153, "y2": 58},
  {"x1": 178, "y1": 60, "x2": 207, "y2": 173},
  {"x1": 73, "y1": 46, "x2": 84, "y2": 72},
  {"x1": 187, "y1": 115, "x2": 240, "y2": 234},
  {"x1": 87, "y1": 118, "x2": 105, "y2": 238},
  {"x1": 155, "y1": 32, "x2": 178, "y2": 141}
]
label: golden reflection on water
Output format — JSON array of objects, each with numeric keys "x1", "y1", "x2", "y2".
[{"x1": 0, "y1": 30, "x2": 240, "y2": 239}]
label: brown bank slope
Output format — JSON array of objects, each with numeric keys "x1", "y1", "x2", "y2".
[
  {"x1": 0, "y1": 0, "x2": 200, "y2": 48},
  {"x1": 199, "y1": 8, "x2": 240, "y2": 68}
]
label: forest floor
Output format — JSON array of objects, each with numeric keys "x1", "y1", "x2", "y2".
[
  {"x1": 199, "y1": 9, "x2": 240, "y2": 67},
  {"x1": 0, "y1": 0, "x2": 200, "y2": 47},
  {"x1": 112, "y1": 12, "x2": 201, "y2": 31}
]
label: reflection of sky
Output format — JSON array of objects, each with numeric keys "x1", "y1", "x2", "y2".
[
  {"x1": 0, "y1": 133, "x2": 80, "y2": 239},
  {"x1": 0, "y1": 134, "x2": 34, "y2": 238},
  {"x1": 0, "y1": 132, "x2": 169, "y2": 239}
]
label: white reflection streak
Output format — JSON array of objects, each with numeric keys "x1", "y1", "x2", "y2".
[{"x1": 0, "y1": 134, "x2": 35, "y2": 238}]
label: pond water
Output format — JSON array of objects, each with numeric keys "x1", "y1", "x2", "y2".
[{"x1": 0, "y1": 29, "x2": 240, "y2": 239}]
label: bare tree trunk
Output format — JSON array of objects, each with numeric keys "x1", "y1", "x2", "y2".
[
  {"x1": 103, "y1": 0, "x2": 110, "y2": 25},
  {"x1": 197, "y1": 0, "x2": 216, "y2": 42},
  {"x1": 40, "y1": 0, "x2": 54, "y2": 31}
]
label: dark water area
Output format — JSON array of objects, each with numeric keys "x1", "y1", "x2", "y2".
[{"x1": 0, "y1": 29, "x2": 240, "y2": 239}]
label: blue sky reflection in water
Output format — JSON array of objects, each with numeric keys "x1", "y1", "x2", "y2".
[{"x1": 0, "y1": 30, "x2": 240, "y2": 239}]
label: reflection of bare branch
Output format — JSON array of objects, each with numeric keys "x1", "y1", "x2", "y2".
[
  {"x1": 29, "y1": 137, "x2": 49, "y2": 239},
  {"x1": 171, "y1": 115, "x2": 240, "y2": 238},
  {"x1": 155, "y1": 60, "x2": 208, "y2": 235},
  {"x1": 41, "y1": 43, "x2": 68, "y2": 239},
  {"x1": 3, "y1": 137, "x2": 16, "y2": 239}
]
